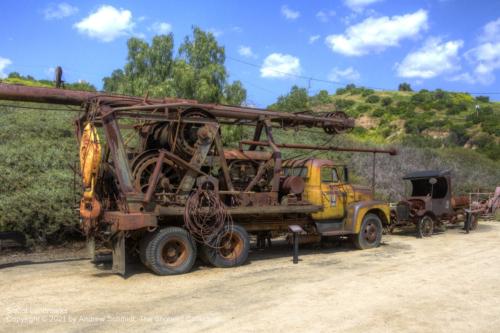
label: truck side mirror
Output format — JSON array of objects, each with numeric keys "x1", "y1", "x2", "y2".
[{"x1": 343, "y1": 166, "x2": 349, "y2": 183}]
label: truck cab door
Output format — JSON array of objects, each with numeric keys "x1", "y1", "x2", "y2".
[{"x1": 314, "y1": 166, "x2": 346, "y2": 220}]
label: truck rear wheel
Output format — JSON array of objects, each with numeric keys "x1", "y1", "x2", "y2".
[
  {"x1": 141, "y1": 227, "x2": 197, "y2": 275},
  {"x1": 353, "y1": 213, "x2": 383, "y2": 250},
  {"x1": 200, "y1": 225, "x2": 250, "y2": 268},
  {"x1": 417, "y1": 215, "x2": 434, "y2": 238}
]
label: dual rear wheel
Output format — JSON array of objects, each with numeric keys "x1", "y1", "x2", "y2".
[{"x1": 140, "y1": 225, "x2": 250, "y2": 276}]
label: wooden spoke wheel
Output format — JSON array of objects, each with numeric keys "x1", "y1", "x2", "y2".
[{"x1": 417, "y1": 215, "x2": 434, "y2": 238}]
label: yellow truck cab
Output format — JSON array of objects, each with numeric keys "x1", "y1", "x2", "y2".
[{"x1": 283, "y1": 159, "x2": 391, "y2": 249}]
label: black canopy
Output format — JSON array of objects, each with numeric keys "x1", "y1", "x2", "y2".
[{"x1": 403, "y1": 170, "x2": 450, "y2": 180}]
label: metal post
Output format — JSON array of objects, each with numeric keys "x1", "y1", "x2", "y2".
[
  {"x1": 372, "y1": 152, "x2": 376, "y2": 196},
  {"x1": 464, "y1": 210, "x2": 471, "y2": 234},
  {"x1": 288, "y1": 225, "x2": 304, "y2": 264},
  {"x1": 293, "y1": 232, "x2": 299, "y2": 264}
]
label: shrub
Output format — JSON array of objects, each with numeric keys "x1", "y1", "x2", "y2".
[
  {"x1": 398, "y1": 82, "x2": 412, "y2": 91},
  {"x1": 475, "y1": 95, "x2": 490, "y2": 103},
  {"x1": 0, "y1": 107, "x2": 80, "y2": 245},
  {"x1": 310, "y1": 90, "x2": 331, "y2": 106},
  {"x1": 355, "y1": 104, "x2": 371, "y2": 115},
  {"x1": 366, "y1": 95, "x2": 380, "y2": 103},
  {"x1": 470, "y1": 133, "x2": 494, "y2": 148},
  {"x1": 381, "y1": 97, "x2": 393, "y2": 106},
  {"x1": 361, "y1": 88, "x2": 375, "y2": 97},
  {"x1": 447, "y1": 125, "x2": 470, "y2": 146},
  {"x1": 334, "y1": 98, "x2": 356, "y2": 110},
  {"x1": 371, "y1": 108, "x2": 385, "y2": 117}
]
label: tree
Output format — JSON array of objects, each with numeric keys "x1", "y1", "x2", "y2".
[
  {"x1": 103, "y1": 35, "x2": 176, "y2": 97},
  {"x1": 224, "y1": 80, "x2": 247, "y2": 105},
  {"x1": 310, "y1": 90, "x2": 330, "y2": 105},
  {"x1": 398, "y1": 82, "x2": 412, "y2": 92},
  {"x1": 269, "y1": 85, "x2": 309, "y2": 112},
  {"x1": 103, "y1": 27, "x2": 246, "y2": 105}
]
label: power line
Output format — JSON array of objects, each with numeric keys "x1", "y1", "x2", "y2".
[{"x1": 226, "y1": 55, "x2": 500, "y2": 95}]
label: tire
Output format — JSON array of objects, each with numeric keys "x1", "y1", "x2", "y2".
[
  {"x1": 139, "y1": 231, "x2": 154, "y2": 269},
  {"x1": 353, "y1": 213, "x2": 383, "y2": 250},
  {"x1": 141, "y1": 227, "x2": 197, "y2": 275},
  {"x1": 417, "y1": 215, "x2": 434, "y2": 238},
  {"x1": 200, "y1": 225, "x2": 250, "y2": 268}
]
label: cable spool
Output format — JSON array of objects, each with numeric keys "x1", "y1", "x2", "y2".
[{"x1": 168, "y1": 108, "x2": 216, "y2": 160}]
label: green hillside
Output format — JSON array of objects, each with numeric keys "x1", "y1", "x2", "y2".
[
  {"x1": 263, "y1": 84, "x2": 500, "y2": 202},
  {"x1": 270, "y1": 84, "x2": 500, "y2": 161}
]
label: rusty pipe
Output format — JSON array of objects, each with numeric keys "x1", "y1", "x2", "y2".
[
  {"x1": 239, "y1": 140, "x2": 397, "y2": 155},
  {"x1": 0, "y1": 83, "x2": 354, "y2": 130}
]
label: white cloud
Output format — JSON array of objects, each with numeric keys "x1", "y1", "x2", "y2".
[
  {"x1": 328, "y1": 66, "x2": 360, "y2": 82},
  {"x1": 325, "y1": 9, "x2": 428, "y2": 56},
  {"x1": 448, "y1": 72, "x2": 476, "y2": 84},
  {"x1": 260, "y1": 53, "x2": 301, "y2": 78},
  {"x1": 281, "y1": 5, "x2": 300, "y2": 20},
  {"x1": 0, "y1": 57, "x2": 12, "y2": 79},
  {"x1": 396, "y1": 38, "x2": 463, "y2": 79},
  {"x1": 208, "y1": 28, "x2": 223, "y2": 37},
  {"x1": 44, "y1": 2, "x2": 78, "y2": 20},
  {"x1": 316, "y1": 10, "x2": 336, "y2": 23},
  {"x1": 461, "y1": 18, "x2": 500, "y2": 85},
  {"x1": 479, "y1": 18, "x2": 500, "y2": 43},
  {"x1": 74, "y1": 5, "x2": 134, "y2": 42},
  {"x1": 238, "y1": 46, "x2": 257, "y2": 58},
  {"x1": 344, "y1": 0, "x2": 383, "y2": 12},
  {"x1": 149, "y1": 22, "x2": 172, "y2": 34},
  {"x1": 309, "y1": 35, "x2": 321, "y2": 44}
]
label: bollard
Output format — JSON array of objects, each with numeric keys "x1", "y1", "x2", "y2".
[
  {"x1": 464, "y1": 209, "x2": 471, "y2": 234},
  {"x1": 293, "y1": 232, "x2": 299, "y2": 264},
  {"x1": 288, "y1": 225, "x2": 305, "y2": 264}
]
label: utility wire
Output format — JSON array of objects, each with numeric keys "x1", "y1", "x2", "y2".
[{"x1": 227, "y1": 55, "x2": 500, "y2": 95}]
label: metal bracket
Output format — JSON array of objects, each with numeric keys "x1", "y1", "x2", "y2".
[{"x1": 112, "y1": 231, "x2": 126, "y2": 275}]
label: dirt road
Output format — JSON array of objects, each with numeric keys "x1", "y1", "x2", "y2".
[{"x1": 1, "y1": 221, "x2": 500, "y2": 333}]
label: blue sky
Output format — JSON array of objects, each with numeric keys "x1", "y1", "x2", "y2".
[{"x1": 1, "y1": 0, "x2": 500, "y2": 106}]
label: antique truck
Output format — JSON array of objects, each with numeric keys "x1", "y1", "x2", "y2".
[
  {"x1": 390, "y1": 170, "x2": 476, "y2": 237},
  {"x1": 0, "y1": 83, "x2": 395, "y2": 276}
]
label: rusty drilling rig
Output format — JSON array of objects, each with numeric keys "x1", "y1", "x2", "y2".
[{"x1": 0, "y1": 83, "x2": 396, "y2": 275}]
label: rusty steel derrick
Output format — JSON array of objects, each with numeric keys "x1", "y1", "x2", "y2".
[
  {"x1": 0, "y1": 83, "x2": 394, "y2": 223},
  {"x1": 0, "y1": 83, "x2": 398, "y2": 274}
]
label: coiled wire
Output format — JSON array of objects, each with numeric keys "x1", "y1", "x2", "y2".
[{"x1": 184, "y1": 189, "x2": 233, "y2": 247}]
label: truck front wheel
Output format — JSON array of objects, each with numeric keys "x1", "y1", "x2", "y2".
[
  {"x1": 201, "y1": 225, "x2": 250, "y2": 268},
  {"x1": 353, "y1": 213, "x2": 383, "y2": 250},
  {"x1": 141, "y1": 227, "x2": 197, "y2": 275}
]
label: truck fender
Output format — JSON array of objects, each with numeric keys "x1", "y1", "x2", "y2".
[{"x1": 345, "y1": 201, "x2": 390, "y2": 234}]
